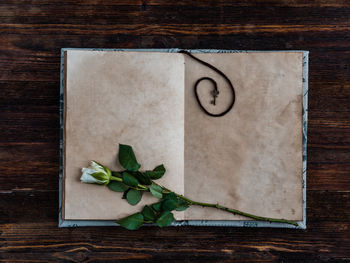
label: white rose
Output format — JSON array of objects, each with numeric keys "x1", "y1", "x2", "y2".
[{"x1": 80, "y1": 161, "x2": 111, "y2": 185}]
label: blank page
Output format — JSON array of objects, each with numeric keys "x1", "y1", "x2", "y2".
[{"x1": 184, "y1": 52, "x2": 303, "y2": 220}]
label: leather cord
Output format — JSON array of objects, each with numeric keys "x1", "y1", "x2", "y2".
[{"x1": 179, "y1": 50, "x2": 235, "y2": 117}]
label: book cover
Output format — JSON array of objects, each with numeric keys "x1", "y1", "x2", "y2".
[{"x1": 59, "y1": 48, "x2": 308, "y2": 228}]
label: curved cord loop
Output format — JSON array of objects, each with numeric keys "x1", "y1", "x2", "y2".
[{"x1": 180, "y1": 50, "x2": 235, "y2": 117}]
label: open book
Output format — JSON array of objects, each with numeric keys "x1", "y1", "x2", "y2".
[{"x1": 59, "y1": 49, "x2": 308, "y2": 228}]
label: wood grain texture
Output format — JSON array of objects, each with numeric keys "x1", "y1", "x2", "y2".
[{"x1": 0, "y1": 0, "x2": 349, "y2": 262}]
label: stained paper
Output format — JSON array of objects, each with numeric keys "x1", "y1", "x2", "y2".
[{"x1": 62, "y1": 50, "x2": 303, "y2": 221}]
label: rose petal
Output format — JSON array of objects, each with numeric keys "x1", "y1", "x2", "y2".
[
  {"x1": 80, "y1": 168, "x2": 101, "y2": 184},
  {"x1": 90, "y1": 161, "x2": 106, "y2": 174}
]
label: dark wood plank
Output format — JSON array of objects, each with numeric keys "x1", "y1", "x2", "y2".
[
  {"x1": 1, "y1": 4, "x2": 350, "y2": 25},
  {"x1": 0, "y1": 220, "x2": 349, "y2": 262},
  {"x1": 2, "y1": 0, "x2": 350, "y2": 7},
  {"x1": 0, "y1": 0, "x2": 349, "y2": 262}
]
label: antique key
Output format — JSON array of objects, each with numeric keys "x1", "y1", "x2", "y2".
[{"x1": 211, "y1": 88, "x2": 220, "y2": 105}]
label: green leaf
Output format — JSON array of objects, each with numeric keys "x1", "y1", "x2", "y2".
[
  {"x1": 142, "y1": 205, "x2": 156, "y2": 221},
  {"x1": 163, "y1": 192, "x2": 177, "y2": 201},
  {"x1": 117, "y1": 212, "x2": 144, "y2": 230},
  {"x1": 122, "y1": 172, "x2": 139, "y2": 187},
  {"x1": 145, "y1": 164, "x2": 166, "y2": 180},
  {"x1": 175, "y1": 205, "x2": 189, "y2": 211},
  {"x1": 118, "y1": 144, "x2": 141, "y2": 172},
  {"x1": 152, "y1": 202, "x2": 162, "y2": 212},
  {"x1": 162, "y1": 192, "x2": 189, "y2": 211},
  {"x1": 133, "y1": 171, "x2": 152, "y2": 185},
  {"x1": 175, "y1": 199, "x2": 189, "y2": 211},
  {"x1": 111, "y1": 171, "x2": 122, "y2": 178},
  {"x1": 150, "y1": 184, "x2": 163, "y2": 199},
  {"x1": 126, "y1": 189, "x2": 142, "y2": 205},
  {"x1": 107, "y1": 181, "x2": 129, "y2": 192},
  {"x1": 156, "y1": 211, "x2": 174, "y2": 227},
  {"x1": 162, "y1": 199, "x2": 178, "y2": 211}
]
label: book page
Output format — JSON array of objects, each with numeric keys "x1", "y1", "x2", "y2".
[
  {"x1": 184, "y1": 52, "x2": 303, "y2": 221},
  {"x1": 63, "y1": 50, "x2": 185, "y2": 220}
]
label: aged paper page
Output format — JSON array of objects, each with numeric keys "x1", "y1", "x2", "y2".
[
  {"x1": 63, "y1": 50, "x2": 185, "y2": 220},
  {"x1": 184, "y1": 52, "x2": 303, "y2": 221}
]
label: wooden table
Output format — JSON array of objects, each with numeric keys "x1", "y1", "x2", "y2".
[{"x1": 1, "y1": 1, "x2": 349, "y2": 262}]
